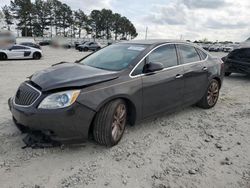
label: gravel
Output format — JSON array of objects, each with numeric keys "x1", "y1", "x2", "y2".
[{"x1": 0, "y1": 47, "x2": 250, "y2": 188}]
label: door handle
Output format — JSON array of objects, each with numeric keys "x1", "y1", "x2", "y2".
[
  {"x1": 202, "y1": 67, "x2": 208, "y2": 71},
  {"x1": 175, "y1": 74, "x2": 183, "y2": 79}
]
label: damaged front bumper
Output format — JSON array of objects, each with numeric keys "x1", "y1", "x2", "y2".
[{"x1": 8, "y1": 97, "x2": 96, "y2": 143}]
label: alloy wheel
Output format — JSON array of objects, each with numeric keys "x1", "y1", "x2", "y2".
[
  {"x1": 207, "y1": 81, "x2": 219, "y2": 106},
  {"x1": 111, "y1": 103, "x2": 127, "y2": 142}
]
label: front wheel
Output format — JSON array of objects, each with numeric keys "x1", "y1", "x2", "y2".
[
  {"x1": 197, "y1": 79, "x2": 220, "y2": 109},
  {"x1": 0, "y1": 53, "x2": 7, "y2": 60},
  {"x1": 33, "y1": 52, "x2": 41, "y2": 60},
  {"x1": 93, "y1": 99, "x2": 127, "y2": 146}
]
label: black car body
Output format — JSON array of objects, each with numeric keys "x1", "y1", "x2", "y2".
[
  {"x1": 8, "y1": 40, "x2": 224, "y2": 146},
  {"x1": 222, "y1": 47, "x2": 250, "y2": 76},
  {"x1": 39, "y1": 40, "x2": 52, "y2": 46},
  {"x1": 20, "y1": 42, "x2": 41, "y2": 49}
]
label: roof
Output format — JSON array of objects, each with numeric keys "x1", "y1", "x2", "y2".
[{"x1": 121, "y1": 39, "x2": 190, "y2": 45}]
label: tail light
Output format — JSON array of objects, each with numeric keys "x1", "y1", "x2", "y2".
[{"x1": 220, "y1": 59, "x2": 225, "y2": 75}]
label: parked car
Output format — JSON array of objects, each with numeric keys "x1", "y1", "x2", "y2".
[
  {"x1": 201, "y1": 44, "x2": 210, "y2": 51},
  {"x1": 75, "y1": 41, "x2": 87, "y2": 49},
  {"x1": 8, "y1": 40, "x2": 224, "y2": 146},
  {"x1": 222, "y1": 47, "x2": 250, "y2": 76},
  {"x1": 0, "y1": 44, "x2": 42, "y2": 60},
  {"x1": 39, "y1": 40, "x2": 52, "y2": 46},
  {"x1": 78, "y1": 41, "x2": 101, "y2": 51},
  {"x1": 223, "y1": 45, "x2": 234, "y2": 53},
  {"x1": 75, "y1": 41, "x2": 88, "y2": 50},
  {"x1": 20, "y1": 42, "x2": 41, "y2": 49},
  {"x1": 208, "y1": 45, "x2": 220, "y2": 52}
]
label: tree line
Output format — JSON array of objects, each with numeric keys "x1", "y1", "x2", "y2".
[{"x1": 2, "y1": 0, "x2": 138, "y2": 40}]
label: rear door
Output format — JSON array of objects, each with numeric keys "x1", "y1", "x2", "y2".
[
  {"x1": 177, "y1": 44, "x2": 208, "y2": 105},
  {"x1": 141, "y1": 44, "x2": 185, "y2": 118}
]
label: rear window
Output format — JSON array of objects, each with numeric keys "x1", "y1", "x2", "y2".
[
  {"x1": 196, "y1": 48, "x2": 208, "y2": 60},
  {"x1": 178, "y1": 45, "x2": 201, "y2": 64}
]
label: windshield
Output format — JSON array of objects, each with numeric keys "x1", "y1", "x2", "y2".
[{"x1": 79, "y1": 43, "x2": 147, "y2": 71}]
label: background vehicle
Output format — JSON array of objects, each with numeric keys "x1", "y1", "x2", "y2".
[
  {"x1": 0, "y1": 44, "x2": 42, "y2": 60},
  {"x1": 223, "y1": 45, "x2": 235, "y2": 52},
  {"x1": 0, "y1": 30, "x2": 16, "y2": 46},
  {"x1": 20, "y1": 42, "x2": 41, "y2": 49},
  {"x1": 39, "y1": 40, "x2": 52, "y2": 46},
  {"x1": 208, "y1": 45, "x2": 220, "y2": 52},
  {"x1": 222, "y1": 47, "x2": 250, "y2": 76},
  {"x1": 75, "y1": 41, "x2": 87, "y2": 49},
  {"x1": 201, "y1": 44, "x2": 210, "y2": 51},
  {"x1": 78, "y1": 41, "x2": 101, "y2": 51},
  {"x1": 8, "y1": 40, "x2": 224, "y2": 146}
]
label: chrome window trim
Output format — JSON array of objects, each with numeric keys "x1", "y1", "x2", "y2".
[
  {"x1": 13, "y1": 83, "x2": 42, "y2": 108},
  {"x1": 129, "y1": 42, "x2": 209, "y2": 78}
]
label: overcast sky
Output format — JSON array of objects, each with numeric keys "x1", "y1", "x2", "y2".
[{"x1": 1, "y1": 0, "x2": 250, "y2": 42}]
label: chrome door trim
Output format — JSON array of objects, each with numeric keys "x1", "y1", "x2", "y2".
[{"x1": 129, "y1": 42, "x2": 209, "y2": 78}]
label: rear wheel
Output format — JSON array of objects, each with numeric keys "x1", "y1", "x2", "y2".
[
  {"x1": 225, "y1": 72, "x2": 231, "y2": 76},
  {"x1": 197, "y1": 79, "x2": 220, "y2": 109},
  {"x1": 0, "y1": 53, "x2": 7, "y2": 60},
  {"x1": 93, "y1": 99, "x2": 127, "y2": 146},
  {"x1": 33, "y1": 52, "x2": 41, "y2": 60}
]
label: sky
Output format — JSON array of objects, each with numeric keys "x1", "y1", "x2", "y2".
[{"x1": 1, "y1": 0, "x2": 250, "y2": 42}]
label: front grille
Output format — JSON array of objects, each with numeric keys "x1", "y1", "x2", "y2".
[{"x1": 14, "y1": 83, "x2": 41, "y2": 106}]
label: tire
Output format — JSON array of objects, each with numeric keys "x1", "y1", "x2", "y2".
[
  {"x1": 79, "y1": 48, "x2": 83, "y2": 52},
  {"x1": 33, "y1": 52, "x2": 41, "y2": 60},
  {"x1": 93, "y1": 99, "x2": 127, "y2": 146},
  {"x1": 197, "y1": 79, "x2": 220, "y2": 109},
  {"x1": 0, "y1": 53, "x2": 7, "y2": 60},
  {"x1": 83, "y1": 47, "x2": 88, "y2": 52},
  {"x1": 225, "y1": 72, "x2": 231, "y2": 76}
]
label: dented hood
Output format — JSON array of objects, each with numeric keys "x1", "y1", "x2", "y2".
[{"x1": 30, "y1": 63, "x2": 119, "y2": 91}]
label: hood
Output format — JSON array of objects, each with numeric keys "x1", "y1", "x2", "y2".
[{"x1": 30, "y1": 62, "x2": 119, "y2": 91}]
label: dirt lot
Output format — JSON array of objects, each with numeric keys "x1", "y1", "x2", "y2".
[{"x1": 0, "y1": 47, "x2": 249, "y2": 188}]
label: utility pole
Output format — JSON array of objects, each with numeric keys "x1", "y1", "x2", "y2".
[{"x1": 145, "y1": 26, "x2": 148, "y2": 40}]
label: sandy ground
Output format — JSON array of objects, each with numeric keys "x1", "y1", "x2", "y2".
[{"x1": 0, "y1": 47, "x2": 249, "y2": 188}]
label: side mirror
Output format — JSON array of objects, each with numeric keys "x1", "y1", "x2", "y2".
[
  {"x1": 74, "y1": 60, "x2": 79, "y2": 63},
  {"x1": 145, "y1": 62, "x2": 164, "y2": 73}
]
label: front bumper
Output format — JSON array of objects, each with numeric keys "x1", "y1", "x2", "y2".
[{"x1": 8, "y1": 98, "x2": 96, "y2": 143}]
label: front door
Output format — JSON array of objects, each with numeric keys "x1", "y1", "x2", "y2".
[{"x1": 142, "y1": 44, "x2": 185, "y2": 118}]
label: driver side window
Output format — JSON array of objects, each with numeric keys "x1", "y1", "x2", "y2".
[
  {"x1": 131, "y1": 44, "x2": 178, "y2": 76},
  {"x1": 148, "y1": 44, "x2": 178, "y2": 68}
]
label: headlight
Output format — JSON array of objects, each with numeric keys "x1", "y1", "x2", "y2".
[{"x1": 38, "y1": 90, "x2": 80, "y2": 109}]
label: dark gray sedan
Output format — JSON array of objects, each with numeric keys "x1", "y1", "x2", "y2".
[{"x1": 8, "y1": 40, "x2": 224, "y2": 146}]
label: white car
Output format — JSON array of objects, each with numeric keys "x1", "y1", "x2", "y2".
[{"x1": 0, "y1": 45, "x2": 42, "y2": 60}]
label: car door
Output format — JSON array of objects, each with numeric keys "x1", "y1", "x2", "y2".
[
  {"x1": 141, "y1": 44, "x2": 184, "y2": 118},
  {"x1": 177, "y1": 44, "x2": 209, "y2": 105},
  {"x1": 9, "y1": 45, "x2": 30, "y2": 59},
  {"x1": 8, "y1": 46, "x2": 24, "y2": 59}
]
